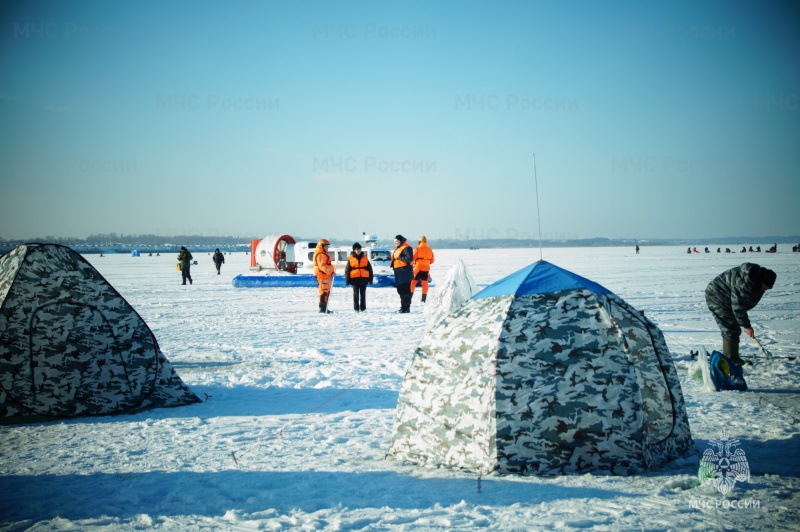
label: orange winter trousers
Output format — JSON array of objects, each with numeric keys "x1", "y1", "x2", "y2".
[
  {"x1": 410, "y1": 271, "x2": 429, "y2": 294},
  {"x1": 317, "y1": 275, "x2": 332, "y2": 299}
]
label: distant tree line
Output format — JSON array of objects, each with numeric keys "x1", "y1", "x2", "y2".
[
  {"x1": 423, "y1": 237, "x2": 634, "y2": 249},
  {"x1": 407, "y1": 236, "x2": 800, "y2": 249},
  {"x1": 1, "y1": 233, "x2": 798, "y2": 250},
  {"x1": 0, "y1": 233, "x2": 250, "y2": 247}
]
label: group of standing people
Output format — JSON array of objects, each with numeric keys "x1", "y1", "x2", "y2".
[{"x1": 313, "y1": 234, "x2": 435, "y2": 314}]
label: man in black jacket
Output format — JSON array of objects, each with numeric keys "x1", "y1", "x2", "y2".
[
  {"x1": 212, "y1": 248, "x2": 225, "y2": 275},
  {"x1": 391, "y1": 235, "x2": 414, "y2": 313},
  {"x1": 177, "y1": 246, "x2": 193, "y2": 285}
]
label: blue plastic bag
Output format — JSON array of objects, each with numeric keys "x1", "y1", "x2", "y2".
[{"x1": 708, "y1": 350, "x2": 747, "y2": 391}]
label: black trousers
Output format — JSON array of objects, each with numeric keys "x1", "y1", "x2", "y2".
[
  {"x1": 396, "y1": 281, "x2": 412, "y2": 311},
  {"x1": 350, "y1": 279, "x2": 369, "y2": 311},
  {"x1": 181, "y1": 265, "x2": 192, "y2": 284}
]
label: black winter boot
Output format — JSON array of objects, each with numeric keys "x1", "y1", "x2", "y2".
[
  {"x1": 401, "y1": 294, "x2": 412, "y2": 313},
  {"x1": 421, "y1": 293, "x2": 427, "y2": 303},
  {"x1": 722, "y1": 339, "x2": 745, "y2": 366},
  {"x1": 319, "y1": 295, "x2": 332, "y2": 314}
]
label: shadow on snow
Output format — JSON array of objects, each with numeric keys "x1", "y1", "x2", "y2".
[{"x1": 0, "y1": 469, "x2": 642, "y2": 525}]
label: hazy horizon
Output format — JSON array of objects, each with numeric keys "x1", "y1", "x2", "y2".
[{"x1": 2, "y1": 231, "x2": 797, "y2": 246}]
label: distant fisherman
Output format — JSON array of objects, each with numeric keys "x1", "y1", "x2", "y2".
[
  {"x1": 705, "y1": 263, "x2": 776, "y2": 369},
  {"x1": 212, "y1": 248, "x2": 225, "y2": 275},
  {"x1": 314, "y1": 239, "x2": 335, "y2": 314},
  {"x1": 177, "y1": 246, "x2": 193, "y2": 285}
]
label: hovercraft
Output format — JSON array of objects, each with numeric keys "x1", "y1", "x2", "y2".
[{"x1": 232, "y1": 233, "x2": 396, "y2": 288}]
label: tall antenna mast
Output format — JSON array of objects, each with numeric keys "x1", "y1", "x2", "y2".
[{"x1": 532, "y1": 153, "x2": 543, "y2": 261}]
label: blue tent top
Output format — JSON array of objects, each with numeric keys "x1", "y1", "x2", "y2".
[{"x1": 473, "y1": 260, "x2": 611, "y2": 299}]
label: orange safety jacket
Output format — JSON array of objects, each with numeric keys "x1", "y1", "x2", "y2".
[
  {"x1": 391, "y1": 243, "x2": 412, "y2": 269},
  {"x1": 413, "y1": 242, "x2": 434, "y2": 272},
  {"x1": 313, "y1": 246, "x2": 334, "y2": 277},
  {"x1": 348, "y1": 253, "x2": 371, "y2": 278}
]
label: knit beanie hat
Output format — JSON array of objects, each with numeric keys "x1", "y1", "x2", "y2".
[
  {"x1": 352, "y1": 242, "x2": 362, "y2": 250},
  {"x1": 395, "y1": 235, "x2": 406, "y2": 243},
  {"x1": 761, "y1": 268, "x2": 777, "y2": 289}
]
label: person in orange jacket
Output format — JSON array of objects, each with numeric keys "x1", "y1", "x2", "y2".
[
  {"x1": 410, "y1": 235, "x2": 434, "y2": 303},
  {"x1": 391, "y1": 234, "x2": 414, "y2": 313},
  {"x1": 344, "y1": 242, "x2": 373, "y2": 312},
  {"x1": 314, "y1": 238, "x2": 335, "y2": 314}
]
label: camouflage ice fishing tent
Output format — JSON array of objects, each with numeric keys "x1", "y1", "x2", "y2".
[
  {"x1": 425, "y1": 259, "x2": 478, "y2": 332},
  {"x1": 0, "y1": 244, "x2": 200, "y2": 424},
  {"x1": 387, "y1": 260, "x2": 694, "y2": 475}
]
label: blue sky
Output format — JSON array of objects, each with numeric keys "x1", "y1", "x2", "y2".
[{"x1": 1, "y1": 1, "x2": 798, "y2": 242}]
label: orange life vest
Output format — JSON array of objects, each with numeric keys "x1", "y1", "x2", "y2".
[
  {"x1": 413, "y1": 242, "x2": 434, "y2": 272},
  {"x1": 349, "y1": 253, "x2": 370, "y2": 278},
  {"x1": 391, "y1": 243, "x2": 411, "y2": 269},
  {"x1": 313, "y1": 246, "x2": 334, "y2": 277}
]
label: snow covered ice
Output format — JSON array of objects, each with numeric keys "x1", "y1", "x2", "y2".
[{"x1": 1, "y1": 246, "x2": 799, "y2": 531}]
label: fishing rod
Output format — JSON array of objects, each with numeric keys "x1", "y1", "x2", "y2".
[{"x1": 532, "y1": 153, "x2": 543, "y2": 262}]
